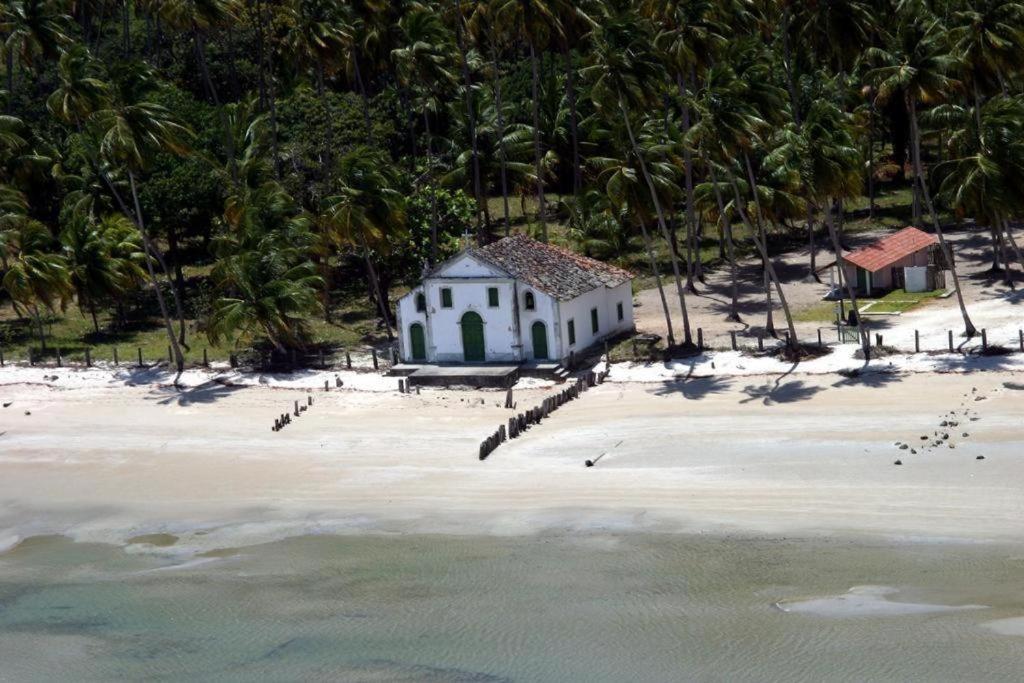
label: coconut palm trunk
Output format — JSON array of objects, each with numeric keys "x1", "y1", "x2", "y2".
[
  {"x1": 706, "y1": 161, "x2": 741, "y2": 321},
  {"x1": 638, "y1": 217, "x2": 675, "y2": 348},
  {"x1": 489, "y1": 46, "x2": 512, "y2": 235},
  {"x1": 678, "y1": 73, "x2": 700, "y2": 292},
  {"x1": 731, "y1": 170, "x2": 799, "y2": 351},
  {"x1": 909, "y1": 98, "x2": 976, "y2": 337},
  {"x1": 359, "y1": 235, "x2": 394, "y2": 341},
  {"x1": 528, "y1": 39, "x2": 547, "y2": 241},
  {"x1": 564, "y1": 46, "x2": 581, "y2": 198},
  {"x1": 620, "y1": 100, "x2": 692, "y2": 346},
  {"x1": 822, "y1": 200, "x2": 865, "y2": 346},
  {"x1": 424, "y1": 109, "x2": 440, "y2": 265},
  {"x1": 453, "y1": 4, "x2": 485, "y2": 241},
  {"x1": 128, "y1": 171, "x2": 185, "y2": 377}
]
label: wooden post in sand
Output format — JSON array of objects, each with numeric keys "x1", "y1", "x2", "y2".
[
  {"x1": 981, "y1": 329, "x2": 988, "y2": 352},
  {"x1": 85, "y1": 348, "x2": 91, "y2": 367},
  {"x1": 915, "y1": 330, "x2": 920, "y2": 354},
  {"x1": 730, "y1": 331, "x2": 737, "y2": 351},
  {"x1": 758, "y1": 334, "x2": 764, "y2": 352},
  {"x1": 167, "y1": 346, "x2": 173, "y2": 365},
  {"x1": 324, "y1": 380, "x2": 329, "y2": 391},
  {"x1": 294, "y1": 400, "x2": 300, "y2": 417},
  {"x1": 948, "y1": 330, "x2": 954, "y2": 353},
  {"x1": 203, "y1": 348, "x2": 208, "y2": 367},
  {"x1": 817, "y1": 329, "x2": 822, "y2": 347},
  {"x1": 57, "y1": 348, "x2": 62, "y2": 367},
  {"x1": 113, "y1": 347, "x2": 119, "y2": 365},
  {"x1": 0, "y1": 347, "x2": 4, "y2": 366},
  {"x1": 346, "y1": 351, "x2": 352, "y2": 369},
  {"x1": 372, "y1": 349, "x2": 379, "y2": 370},
  {"x1": 697, "y1": 328, "x2": 704, "y2": 351},
  {"x1": 1019, "y1": 329, "x2": 1023, "y2": 352}
]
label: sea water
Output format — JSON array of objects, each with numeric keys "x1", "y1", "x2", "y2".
[{"x1": 1, "y1": 533, "x2": 1023, "y2": 682}]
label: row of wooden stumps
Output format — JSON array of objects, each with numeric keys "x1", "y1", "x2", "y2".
[
  {"x1": 479, "y1": 368, "x2": 611, "y2": 461},
  {"x1": 397, "y1": 379, "x2": 420, "y2": 394},
  {"x1": 273, "y1": 393, "x2": 314, "y2": 432}
]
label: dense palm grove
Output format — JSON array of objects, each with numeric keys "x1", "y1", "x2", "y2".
[{"x1": 2, "y1": 0, "x2": 1024, "y2": 372}]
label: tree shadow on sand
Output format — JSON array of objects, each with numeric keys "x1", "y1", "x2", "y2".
[
  {"x1": 739, "y1": 379, "x2": 825, "y2": 405},
  {"x1": 652, "y1": 375, "x2": 734, "y2": 400},
  {"x1": 149, "y1": 381, "x2": 243, "y2": 406},
  {"x1": 831, "y1": 369, "x2": 906, "y2": 389}
]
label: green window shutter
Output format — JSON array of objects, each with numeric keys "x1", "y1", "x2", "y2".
[
  {"x1": 568, "y1": 319, "x2": 576, "y2": 345},
  {"x1": 488, "y1": 287, "x2": 499, "y2": 307},
  {"x1": 441, "y1": 288, "x2": 453, "y2": 308},
  {"x1": 591, "y1": 308, "x2": 599, "y2": 334},
  {"x1": 617, "y1": 302, "x2": 624, "y2": 321}
]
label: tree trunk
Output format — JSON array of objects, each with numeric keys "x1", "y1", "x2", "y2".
[
  {"x1": 678, "y1": 73, "x2": 699, "y2": 293},
  {"x1": 491, "y1": 46, "x2": 512, "y2": 236},
  {"x1": 909, "y1": 98, "x2": 976, "y2": 337},
  {"x1": 781, "y1": 6, "x2": 801, "y2": 127},
  {"x1": 732, "y1": 169, "x2": 798, "y2": 350},
  {"x1": 638, "y1": 217, "x2": 675, "y2": 348},
  {"x1": 33, "y1": 305, "x2": 47, "y2": 351},
  {"x1": 352, "y1": 47, "x2": 373, "y2": 143},
  {"x1": 194, "y1": 28, "x2": 237, "y2": 184},
  {"x1": 424, "y1": 109, "x2": 439, "y2": 265},
  {"x1": 361, "y1": 236, "x2": 394, "y2": 341},
  {"x1": 129, "y1": 171, "x2": 185, "y2": 378},
  {"x1": 707, "y1": 161, "x2": 741, "y2": 321},
  {"x1": 621, "y1": 100, "x2": 692, "y2": 346},
  {"x1": 823, "y1": 200, "x2": 865, "y2": 345},
  {"x1": 806, "y1": 205, "x2": 820, "y2": 281},
  {"x1": 453, "y1": 3, "x2": 485, "y2": 243},
  {"x1": 743, "y1": 154, "x2": 778, "y2": 338},
  {"x1": 90, "y1": 301, "x2": 100, "y2": 333},
  {"x1": 564, "y1": 46, "x2": 581, "y2": 199},
  {"x1": 528, "y1": 39, "x2": 547, "y2": 241}
]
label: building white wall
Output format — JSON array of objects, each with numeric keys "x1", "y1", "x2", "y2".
[
  {"x1": 517, "y1": 286, "x2": 560, "y2": 361},
  {"x1": 396, "y1": 254, "x2": 634, "y2": 365},
  {"x1": 555, "y1": 281, "x2": 634, "y2": 361}
]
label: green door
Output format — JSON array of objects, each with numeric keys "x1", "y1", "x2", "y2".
[
  {"x1": 409, "y1": 323, "x2": 426, "y2": 361},
  {"x1": 531, "y1": 321, "x2": 549, "y2": 360},
  {"x1": 856, "y1": 267, "x2": 869, "y2": 294},
  {"x1": 461, "y1": 311, "x2": 485, "y2": 362}
]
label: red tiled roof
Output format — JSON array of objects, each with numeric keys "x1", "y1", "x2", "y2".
[
  {"x1": 844, "y1": 227, "x2": 938, "y2": 272},
  {"x1": 471, "y1": 234, "x2": 634, "y2": 300}
]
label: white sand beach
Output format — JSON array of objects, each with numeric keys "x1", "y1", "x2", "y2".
[{"x1": 2, "y1": 360, "x2": 1023, "y2": 550}]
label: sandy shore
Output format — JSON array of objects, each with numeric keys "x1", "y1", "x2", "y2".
[{"x1": 1, "y1": 366, "x2": 1023, "y2": 551}]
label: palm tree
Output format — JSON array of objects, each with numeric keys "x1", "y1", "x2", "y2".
[
  {"x1": 949, "y1": 0, "x2": 1024, "y2": 108},
  {"x1": 593, "y1": 144, "x2": 677, "y2": 348},
  {"x1": 587, "y1": 8, "x2": 694, "y2": 347},
  {"x1": 1, "y1": 217, "x2": 72, "y2": 349},
  {"x1": 324, "y1": 147, "x2": 408, "y2": 341},
  {"x1": 209, "y1": 181, "x2": 322, "y2": 351},
  {"x1": 88, "y1": 62, "x2": 193, "y2": 375},
  {"x1": 60, "y1": 213, "x2": 146, "y2": 332},
  {"x1": 491, "y1": 0, "x2": 563, "y2": 242},
  {"x1": 392, "y1": 6, "x2": 456, "y2": 265},
  {"x1": 1, "y1": 0, "x2": 73, "y2": 98},
  {"x1": 46, "y1": 45, "x2": 110, "y2": 127},
  {"x1": 868, "y1": 17, "x2": 977, "y2": 337}
]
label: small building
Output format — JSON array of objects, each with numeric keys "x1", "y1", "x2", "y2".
[
  {"x1": 839, "y1": 227, "x2": 944, "y2": 296},
  {"x1": 396, "y1": 234, "x2": 635, "y2": 365}
]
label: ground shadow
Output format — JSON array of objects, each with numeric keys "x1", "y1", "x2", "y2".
[
  {"x1": 149, "y1": 381, "x2": 243, "y2": 406},
  {"x1": 739, "y1": 378, "x2": 825, "y2": 405},
  {"x1": 652, "y1": 375, "x2": 734, "y2": 400}
]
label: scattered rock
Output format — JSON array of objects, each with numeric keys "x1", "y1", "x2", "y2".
[
  {"x1": 977, "y1": 455, "x2": 986, "y2": 460},
  {"x1": 963, "y1": 432, "x2": 969, "y2": 438},
  {"x1": 2, "y1": 402, "x2": 11, "y2": 408},
  {"x1": 940, "y1": 420, "x2": 948, "y2": 427},
  {"x1": 910, "y1": 449, "x2": 917, "y2": 454},
  {"x1": 24, "y1": 411, "x2": 30, "y2": 416},
  {"x1": 921, "y1": 436, "x2": 929, "y2": 440},
  {"x1": 899, "y1": 444, "x2": 909, "y2": 450},
  {"x1": 894, "y1": 459, "x2": 903, "y2": 466},
  {"x1": 975, "y1": 396, "x2": 986, "y2": 402}
]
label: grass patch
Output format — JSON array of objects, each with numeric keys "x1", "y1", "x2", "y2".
[
  {"x1": 860, "y1": 288, "x2": 944, "y2": 315},
  {"x1": 793, "y1": 301, "x2": 841, "y2": 323}
]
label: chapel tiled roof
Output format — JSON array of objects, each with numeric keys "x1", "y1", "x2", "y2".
[
  {"x1": 470, "y1": 234, "x2": 634, "y2": 301},
  {"x1": 844, "y1": 227, "x2": 939, "y2": 272}
]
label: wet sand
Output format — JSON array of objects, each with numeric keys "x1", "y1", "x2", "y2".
[{"x1": 1, "y1": 370, "x2": 1023, "y2": 548}]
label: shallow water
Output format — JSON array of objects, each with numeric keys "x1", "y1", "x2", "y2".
[{"x1": 1, "y1": 534, "x2": 1024, "y2": 682}]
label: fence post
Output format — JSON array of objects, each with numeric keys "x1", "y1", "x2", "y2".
[
  {"x1": 817, "y1": 329, "x2": 822, "y2": 347},
  {"x1": 138, "y1": 347, "x2": 144, "y2": 367},
  {"x1": 230, "y1": 354, "x2": 238, "y2": 368},
  {"x1": 29, "y1": 348, "x2": 34, "y2": 366},
  {"x1": 346, "y1": 351, "x2": 352, "y2": 369},
  {"x1": 948, "y1": 330, "x2": 954, "y2": 353},
  {"x1": 319, "y1": 348, "x2": 325, "y2": 368},
  {"x1": 85, "y1": 348, "x2": 91, "y2": 367},
  {"x1": 758, "y1": 334, "x2": 764, "y2": 352},
  {"x1": 113, "y1": 347, "x2": 119, "y2": 365},
  {"x1": 915, "y1": 330, "x2": 920, "y2": 354},
  {"x1": 203, "y1": 348, "x2": 209, "y2": 367},
  {"x1": 697, "y1": 328, "x2": 704, "y2": 351},
  {"x1": 876, "y1": 334, "x2": 883, "y2": 348},
  {"x1": 1020, "y1": 329, "x2": 1023, "y2": 353},
  {"x1": 730, "y1": 331, "x2": 737, "y2": 351},
  {"x1": 0, "y1": 347, "x2": 4, "y2": 367},
  {"x1": 371, "y1": 349, "x2": 379, "y2": 370},
  {"x1": 981, "y1": 329, "x2": 988, "y2": 352},
  {"x1": 57, "y1": 348, "x2": 62, "y2": 367}
]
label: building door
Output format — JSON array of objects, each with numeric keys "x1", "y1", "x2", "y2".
[
  {"x1": 409, "y1": 323, "x2": 426, "y2": 361},
  {"x1": 461, "y1": 311, "x2": 485, "y2": 362},
  {"x1": 531, "y1": 321, "x2": 549, "y2": 360},
  {"x1": 856, "y1": 267, "x2": 869, "y2": 294}
]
